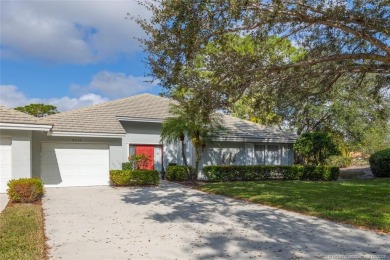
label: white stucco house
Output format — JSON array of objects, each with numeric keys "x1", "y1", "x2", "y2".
[{"x1": 0, "y1": 93, "x2": 297, "y2": 192}]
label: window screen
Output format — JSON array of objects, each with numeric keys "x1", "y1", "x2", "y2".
[
  {"x1": 267, "y1": 145, "x2": 280, "y2": 165},
  {"x1": 254, "y1": 145, "x2": 266, "y2": 165},
  {"x1": 129, "y1": 145, "x2": 136, "y2": 157}
]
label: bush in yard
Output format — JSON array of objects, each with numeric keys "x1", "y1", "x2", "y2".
[
  {"x1": 122, "y1": 162, "x2": 132, "y2": 170},
  {"x1": 110, "y1": 170, "x2": 132, "y2": 186},
  {"x1": 166, "y1": 166, "x2": 193, "y2": 181},
  {"x1": 202, "y1": 165, "x2": 339, "y2": 182},
  {"x1": 294, "y1": 132, "x2": 340, "y2": 165},
  {"x1": 110, "y1": 170, "x2": 160, "y2": 186},
  {"x1": 369, "y1": 148, "x2": 390, "y2": 177},
  {"x1": 325, "y1": 155, "x2": 352, "y2": 168},
  {"x1": 130, "y1": 170, "x2": 160, "y2": 185},
  {"x1": 7, "y1": 178, "x2": 44, "y2": 203}
]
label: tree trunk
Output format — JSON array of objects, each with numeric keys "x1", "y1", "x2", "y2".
[
  {"x1": 180, "y1": 138, "x2": 191, "y2": 177},
  {"x1": 194, "y1": 145, "x2": 201, "y2": 182}
]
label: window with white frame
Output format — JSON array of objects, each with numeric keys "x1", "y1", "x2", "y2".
[{"x1": 254, "y1": 144, "x2": 281, "y2": 165}]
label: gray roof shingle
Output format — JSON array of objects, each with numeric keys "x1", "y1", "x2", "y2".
[
  {"x1": 0, "y1": 106, "x2": 52, "y2": 125},
  {"x1": 219, "y1": 115, "x2": 297, "y2": 142},
  {"x1": 44, "y1": 93, "x2": 297, "y2": 142},
  {"x1": 45, "y1": 93, "x2": 171, "y2": 134}
]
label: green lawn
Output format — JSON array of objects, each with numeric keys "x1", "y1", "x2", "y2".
[
  {"x1": 0, "y1": 204, "x2": 46, "y2": 260},
  {"x1": 198, "y1": 178, "x2": 390, "y2": 233}
]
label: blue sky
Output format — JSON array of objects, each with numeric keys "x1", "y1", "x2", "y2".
[{"x1": 0, "y1": 0, "x2": 161, "y2": 111}]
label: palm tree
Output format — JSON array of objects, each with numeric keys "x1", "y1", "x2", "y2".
[
  {"x1": 161, "y1": 116, "x2": 189, "y2": 169},
  {"x1": 161, "y1": 102, "x2": 223, "y2": 181}
]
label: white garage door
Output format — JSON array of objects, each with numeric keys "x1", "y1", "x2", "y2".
[
  {"x1": 41, "y1": 143, "x2": 109, "y2": 187},
  {"x1": 0, "y1": 137, "x2": 12, "y2": 193}
]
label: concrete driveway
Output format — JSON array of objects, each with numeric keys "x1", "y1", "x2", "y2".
[{"x1": 43, "y1": 182, "x2": 389, "y2": 259}]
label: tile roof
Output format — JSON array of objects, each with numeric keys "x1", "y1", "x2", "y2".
[
  {"x1": 0, "y1": 106, "x2": 51, "y2": 125},
  {"x1": 44, "y1": 93, "x2": 172, "y2": 134},
  {"x1": 218, "y1": 115, "x2": 298, "y2": 142},
  {"x1": 43, "y1": 93, "x2": 297, "y2": 142}
]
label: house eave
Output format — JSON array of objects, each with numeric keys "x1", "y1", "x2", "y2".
[
  {"x1": 117, "y1": 116, "x2": 163, "y2": 123},
  {"x1": 0, "y1": 123, "x2": 53, "y2": 131},
  {"x1": 48, "y1": 131, "x2": 125, "y2": 138}
]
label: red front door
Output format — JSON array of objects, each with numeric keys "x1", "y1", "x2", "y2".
[{"x1": 135, "y1": 146, "x2": 154, "y2": 170}]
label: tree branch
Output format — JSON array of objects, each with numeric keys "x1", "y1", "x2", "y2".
[{"x1": 247, "y1": 54, "x2": 390, "y2": 74}]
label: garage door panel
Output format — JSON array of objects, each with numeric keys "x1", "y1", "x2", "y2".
[
  {"x1": 41, "y1": 143, "x2": 109, "y2": 187},
  {"x1": 0, "y1": 137, "x2": 12, "y2": 193}
]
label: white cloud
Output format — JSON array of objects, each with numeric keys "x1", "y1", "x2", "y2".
[
  {"x1": 0, "y1": 85, "x2": 108, "y2": 112},
  {"x1": 71, "y1": 71, "x2": 159, "y2": 99},
  {"x1": 0, "y1": 0, "x2": 150, "y2": 64},
  {"x1": 45, "y1": 94, "x2": 109, "y2": 112}
]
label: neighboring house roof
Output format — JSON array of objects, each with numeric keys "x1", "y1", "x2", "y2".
[
  {"x1": 44, "y1": 93, "x2": 171, "y2": 135},
  {"x1": 218, "y1": 115, "x2": 297, "y2": 143},
  {"x1": 43, "y1": 93, "x2": 297, "y2": 142},
  {"x1": 0, "y1": 106, "x2": 52, "y2": 130}
]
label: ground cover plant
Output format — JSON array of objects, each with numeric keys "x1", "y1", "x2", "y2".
[
  {"x1": 0, "y1": 204, "x2": 46, "y2": 260},
  {"x1": 199, "y1": 179, "x2": 390, "y2": 233}
]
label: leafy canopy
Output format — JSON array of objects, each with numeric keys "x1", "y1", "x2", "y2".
[
  {"x1": 15, "y1": 104, "x2": 59, "y2": 117},
  {"x1": 136, "y1": 0, "x2": 390, "y2": 104}
]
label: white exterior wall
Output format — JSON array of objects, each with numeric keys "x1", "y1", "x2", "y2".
[
  {"x1": 0, "y1": 129, "x2": 32, "y2": 179},
  {"x1": 163, "y1": 142, "x2": 180, "y2": 168},
  {"x1": 31, "y1": 131, "x2": 122, "y2": 178}
]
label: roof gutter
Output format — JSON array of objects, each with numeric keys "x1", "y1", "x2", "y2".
[
  {"x1": 0, "y1": 123, "x2": 53, "y2": 131},
  {"x1": 117, "y1": 116, "x2": 163, "y2": 123},
  {"x1": 48, "y1": 131, "x2": 125, "y2": 138}
]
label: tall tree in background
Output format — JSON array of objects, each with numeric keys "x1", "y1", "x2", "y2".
[
  {"x1": 136, "y1": 0, "x2": 389, "y2": 103},
  {"x1": 15, "y1": 104, "x2": 59, "y2": 117},
  {"x1": 136, "y1": 0, "x2": 390, "y2": 156}
]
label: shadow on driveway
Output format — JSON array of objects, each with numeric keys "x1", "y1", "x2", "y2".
[{"x1": 120, "y1": 181, "x2": 389, "y2": 259}]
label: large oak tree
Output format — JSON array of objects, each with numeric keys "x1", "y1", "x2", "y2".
[{"x1": 136, "y1": 0, "x2": 389, "y2": 103}]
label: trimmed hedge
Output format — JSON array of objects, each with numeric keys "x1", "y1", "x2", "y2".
[
  {"x1": 122, "y1": 162, "x2": 133, "y2": 170},
  {"x1": 166, "y1": 166, "x2": 193, "y2": 181},
  {"x1": 110, "y1": 170, "x2": 160, "y2": 186},
  {"x1": 202, "y1": 165, "x2": 340, "y2": 182},
  {"x1": 369, "y1": 148, "x2": 390, "y2": 177},
  {"x1": 110, "y1": 170, "x2": 131, "y2": 186},
  {"x1": 7, "y1": 178, "x2": 44, "y2": 203}
]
